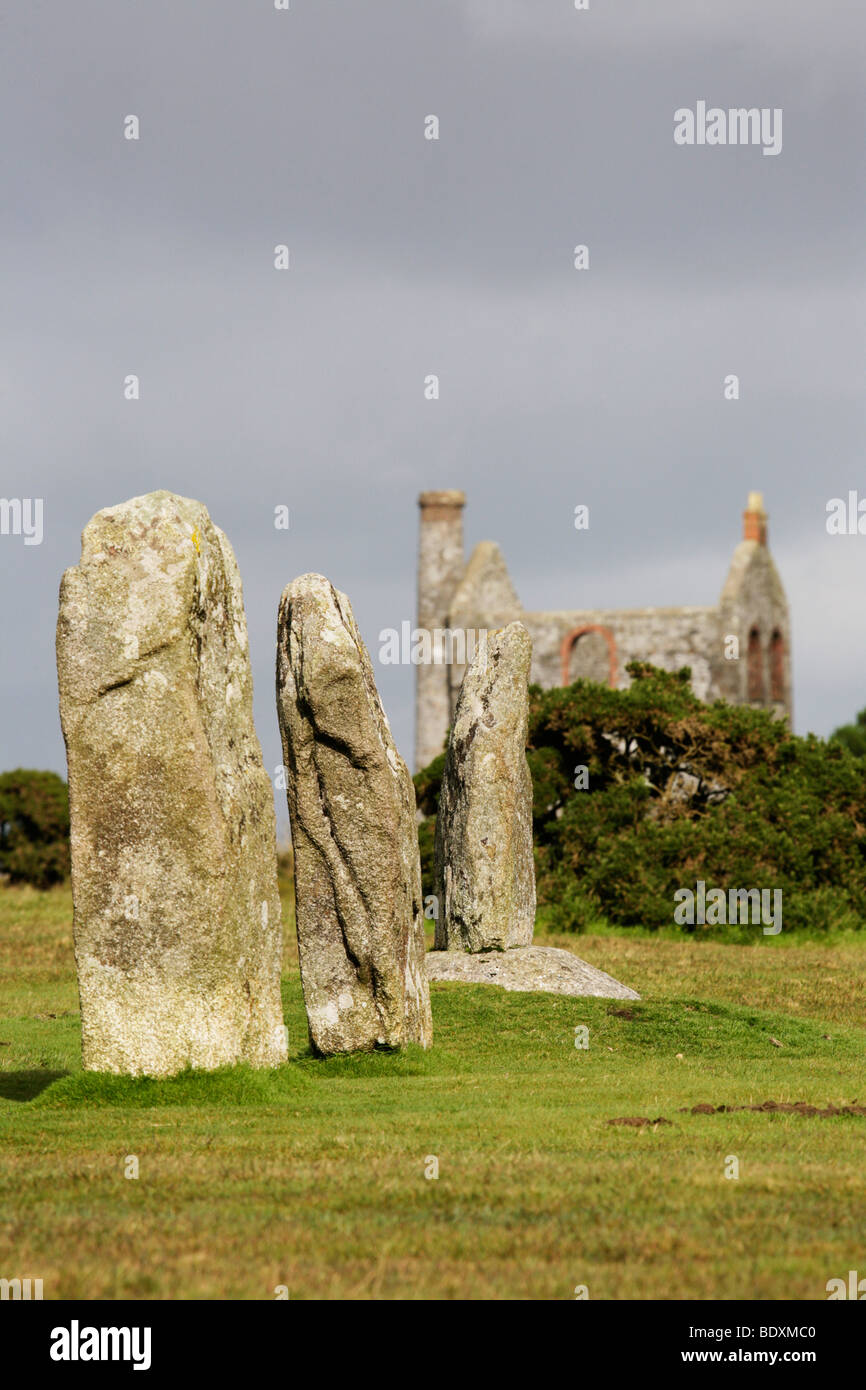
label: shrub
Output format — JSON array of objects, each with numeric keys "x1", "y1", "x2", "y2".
[
  {"x1": 831, "y1": 707, "x2": 866, "y2": 759},
  {"x1": 0, "y1": 769, "x2": 71, "y2": 888},
  {"x1": 414, "y1": 664, "x2": 866, "y2": 934}
]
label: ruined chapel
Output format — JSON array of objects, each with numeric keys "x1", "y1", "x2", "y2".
[{"x1": 414, "y1": 489, "x2": 792, "y2": 770}]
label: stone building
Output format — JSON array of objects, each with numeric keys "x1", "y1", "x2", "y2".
[{"x1": 414, "y1": 489, "x2": 792, "y2": 770}]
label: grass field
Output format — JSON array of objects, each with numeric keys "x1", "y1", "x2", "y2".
[{"x1": 1, "y1": 883, "x2": 864, "y2": 1300}]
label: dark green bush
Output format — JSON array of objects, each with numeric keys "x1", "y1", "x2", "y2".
[
  {"x1": 0, "y1": 769, "x2": 70, "y2": 889},
  {"x1": 831, "y1": 707, "x2": 866, "y2": 759},
  {"x1": 414, "y1": 664, "x2": 866, "y2": 934}
]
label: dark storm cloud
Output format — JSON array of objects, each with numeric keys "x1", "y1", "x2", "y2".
[{"x1": 1, "y1": 0, "x2": 863, "y2": 802}]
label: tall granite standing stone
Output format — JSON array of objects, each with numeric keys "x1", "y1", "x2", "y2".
[
  {"x1": 57, "y1": 491, "x2": 287, "y2": 1077},
  {"x1": 276, "y1": 574, "x2": 432, "y2": 1054},
  {"x1": 434, "y1": 621, "x2": 536, "y2": 951}
]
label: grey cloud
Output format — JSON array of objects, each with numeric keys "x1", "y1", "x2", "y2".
[{"x1": 0, "y1": 0, "x2": 863, "y2": 805}]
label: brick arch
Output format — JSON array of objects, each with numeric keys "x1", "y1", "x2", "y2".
[{"x1": 560, "y1": 624, "x2": 618, "y2": 689}]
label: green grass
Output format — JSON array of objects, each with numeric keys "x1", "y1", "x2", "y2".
[{"x1": 1, "y1": 884, "x2": 865, "y2": 1299}]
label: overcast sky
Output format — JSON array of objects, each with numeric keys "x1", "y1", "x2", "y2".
[{"x1": 2, "y1": 0, "x2": 864, "y2": 829}]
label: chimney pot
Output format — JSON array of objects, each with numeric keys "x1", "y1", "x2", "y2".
[{"x1": 743, "y1": 491, "x2": 768, "y2": 544}]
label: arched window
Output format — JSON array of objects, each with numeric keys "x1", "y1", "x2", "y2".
[
  {"x1": 769, "y1": 629, "x2": 785, "y2": 703},
  {"x1": 747, "y1": 626, "x2": 764, "y2": 703},
  {"x1": 559, "y1": 624, "x2": 617, "y2": 688}
]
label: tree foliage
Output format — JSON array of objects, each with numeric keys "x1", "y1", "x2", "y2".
[
  {"x1": 415, "y1": 664, "x2": 866, "y2": 934},
  {"x1": 0, "y1": 769, "x2": 71, "y2": 888},
  {"x1": 831, "y1": 707, "x2": 866, "y2": 759}
]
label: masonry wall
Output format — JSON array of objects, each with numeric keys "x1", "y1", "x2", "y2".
[{"x1": 522, "y1": 606, "x2": 722, "y2": 701}]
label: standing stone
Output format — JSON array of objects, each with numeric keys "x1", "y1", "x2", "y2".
[
  {"x1": 434, "y1": 621, "x2": 535, "y2": 951},
  {"x1": 276, "y1": 574, "x2": 432, "y2": 1054},
  {"x1": 57, "y1": 491, "x2": 287, "y2": 1077}
]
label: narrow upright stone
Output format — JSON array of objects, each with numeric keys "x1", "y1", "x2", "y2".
[
  {"x1": 434, "y1": 621, "x2": 536, "y2": 951},
  {"x1": 276, "y1": 574, "x2": 432, "y2": 1054},
  {"x1": 57, "y1": 491, "x2": 287, "y2": 1077}
]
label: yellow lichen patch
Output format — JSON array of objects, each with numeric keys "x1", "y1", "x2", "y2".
[{"x1": 191, "y1": 528, "x2": 202, "y2": 555}]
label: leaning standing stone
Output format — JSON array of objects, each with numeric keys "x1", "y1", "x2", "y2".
[
  {"x1": 434, "y1": 621, "x2": 536, "y2": 951},
  {"x1": 276, "y1": 574, "x2": 432, "y2": 1054},
  {"x1": 57, "y1": 491, "x2": 287, "y2": 1077}
]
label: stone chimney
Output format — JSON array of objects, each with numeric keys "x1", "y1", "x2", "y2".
[
  {"x1": 415, "y1": 490, "x2": 465, "y2": 771},
  {"x1": 743, "y1": 491, "x2": 768, "y2": 544}
]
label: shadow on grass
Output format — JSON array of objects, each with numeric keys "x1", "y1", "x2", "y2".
[
  {"x1": 28, "y1": 1047, "x2": 451, "y2": 1107},
  {"x1": 0, "y1": 1069, "x2": 69, "y2": 1101},
  {"x1": 294, "y1": 1040, "x2": 450, "y2": 1080}
]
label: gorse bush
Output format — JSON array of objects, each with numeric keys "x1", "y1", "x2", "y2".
[
  {"x1": 414, "y1": 664, "x2": 866, "y2": 934},
  {"x1": 831, "y1": 707, "x2": 866, "y2": 759},
  {"x1": 0, "y1": 769, "x2": 71, "y2": 889}
]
